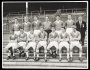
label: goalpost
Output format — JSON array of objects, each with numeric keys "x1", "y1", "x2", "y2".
[{"x1": 26, "y1": 2, "x2": 28, "y2": 17}]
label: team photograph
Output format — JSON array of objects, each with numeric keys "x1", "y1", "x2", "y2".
[{"x1": 2, "y1": 1, "x2": 88, "y2": 69}]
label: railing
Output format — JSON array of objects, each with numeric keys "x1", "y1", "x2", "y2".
[{"x1": 6, "y1": 8, "x2": 87, "y2": 17}]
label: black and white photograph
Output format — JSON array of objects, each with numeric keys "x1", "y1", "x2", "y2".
[{"x1": 2, "y1": 1, "x2": 88, "y2": 69}]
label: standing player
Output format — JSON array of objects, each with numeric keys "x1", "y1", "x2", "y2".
[
  {"x1": 65, "y1": 14, "x2": 75, "y2": 36},
  {"x1": 5, "y1": 30, "x2": 18, "y2": 60},
  {"x1": 58, "y1": 27, "x2": 69, "y2": 62},
  {"x1": 12, "y1": 18, "x2": 21, "y2": 36},
  {"x1": 47, "y1": 26, "x2": 58, "y2": 57},
  {"x1": 22, "y1": 16, "x2": 32, "y2": 37},
  {"x1": 36, "y1": 26, "x2": 47, "y2": 61},
  {"x1": 42, "y1": 16, "x2": 52, "y2": 39},
  {"x1": 17, "y1": 28, "x2": 27, "y2": 57},
  {"x1": 25, "y1": 29, "x2": 37, "y2": 60},
  {"x1": 70, "y1": 25, "x2": 83, "y2": 62},
  {"x1": 55, "y1": 9, "x2": 61, "y2": 17},
  {"x1": 53, "y1": 15, "x2": 64, "y2": 36},
  {"x1": 32, "y1": 16, "x2": 41, "y2": 36}
]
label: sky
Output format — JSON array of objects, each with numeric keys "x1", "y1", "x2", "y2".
[{"x1": 3, "y1": 2, "x2": 87, "y2": 16}]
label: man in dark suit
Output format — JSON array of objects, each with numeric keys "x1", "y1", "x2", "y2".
[{"x1": 76, "y1": 16, "x2": 87, "y2": 47}]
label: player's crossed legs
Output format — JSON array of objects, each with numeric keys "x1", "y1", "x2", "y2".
[{"x1": 5, "y1": 41, "x2": 83, "y2": 62}]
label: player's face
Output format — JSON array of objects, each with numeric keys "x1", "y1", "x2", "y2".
[
  {"x1": 56, "y1": 16, "x2": 60, "y2": 20},
  {"x1": 20, "y1": 29, "x2": 24, "y2": 33},
  {"x1": 78, "y1": 16, "x2": 82, "y2": 21},
  {"x1": 15, "y1": 19, "x2": 18, "y2": 23},
  {"x1": 52, "y1": 27, "x2": 55, "y2": 32},
  {"x1": 24, "y1": 16, "x2": 28, "y2": 22},
  {"x1": 45, "y1": 17, "x2": 49, "y2": 21},
  {"x1": 68, "y1": 15, "x2": 71, "y2": 20},
  {"x1": 34, "y1": 16, "x2": 38, "y2": 21}
]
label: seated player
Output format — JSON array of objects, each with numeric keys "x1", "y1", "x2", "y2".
[
  {"x1": 22, "y1": 16, "x2": 32, "y2": 38},
  {"x1": 65, "y1": 14, "x2": 75, "y2": 36},
  {"x1": 53, "y1": 15, "x2": 64, "y2": 36},
  {"x1": 36, "y1": 26, "x2": 47, "y2": 61},
  {"x1": 17, "y1": 28, "x2": 27, "y2": 57},
  {"x1": 32, "y1": 16, "x2": 41, "y2": 36},
  {"x1": 42, "y1": 16, "x2": 52, "y2": 40},
  {"x1": 25, "y1": 29, "x2": 37, "y2": 60},
  {"x1": 5, "y1": 30, "x2": 18, "y2": 60},
  {"x1": 58, "y1": 27, "x2": 69, "y2": 62},
  {"x1": 70, "y1": 25, "x2": 83, "y2": 62},
  {"x1": 47, "y1": 26, "x2": 58, "y2": 57},
  {"x1": 12, "y1": 18, "x2": 21, "y2": 36}
]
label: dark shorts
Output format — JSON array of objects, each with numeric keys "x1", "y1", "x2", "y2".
[{"x1": 45, "y1": 29, "x2": 52, "y2": 38}]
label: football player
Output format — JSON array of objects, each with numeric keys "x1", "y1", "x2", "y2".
[
  {"x1": 25, "y1": 28, "x2": 37, "y2": 60},
  {"x1": 65, "y1": 14, "x2": 75, "y2": 36},
  {"x1": 53, "y1": 15, "x2": 64, "y2": 36},
  {"x1": 12, "y1": 18, "x2": 21, "y2": 36},
  {"x1": 47, "y1": 26, "x2": 58, "y2": 57},
  {"x1": 36, "y1": 26, "x2": 47, "y2": 61},
  {"x1": 5, "y1": 30, "x2": 18, "y2": 60},
  {"x1": 70, "y1": 25, "x2": 83, "y2": 62},
  {"x1": 58, "y1": 27, "x2": 70, "y2": 62},
  {"x1": 32, "y1": 16, "x2": 41, "y2": 36},
  {"x1": 42, "y1": 16, "x2": 52, "y2": 39},
  {"x1": 22, "y1": 16, "x2": 32, "y2": 37},
  {"x1": 17, "y1": 28, "x2": 27, "y2": 57}
]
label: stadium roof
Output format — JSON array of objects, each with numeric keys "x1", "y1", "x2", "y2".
[{"x1": 3, "y1": 2, "x2": 87, "y2": 16}]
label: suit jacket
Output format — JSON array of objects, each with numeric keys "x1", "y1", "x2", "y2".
[{"x1": 76, "y1": 21, "x2": 86, "y2": 35}]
